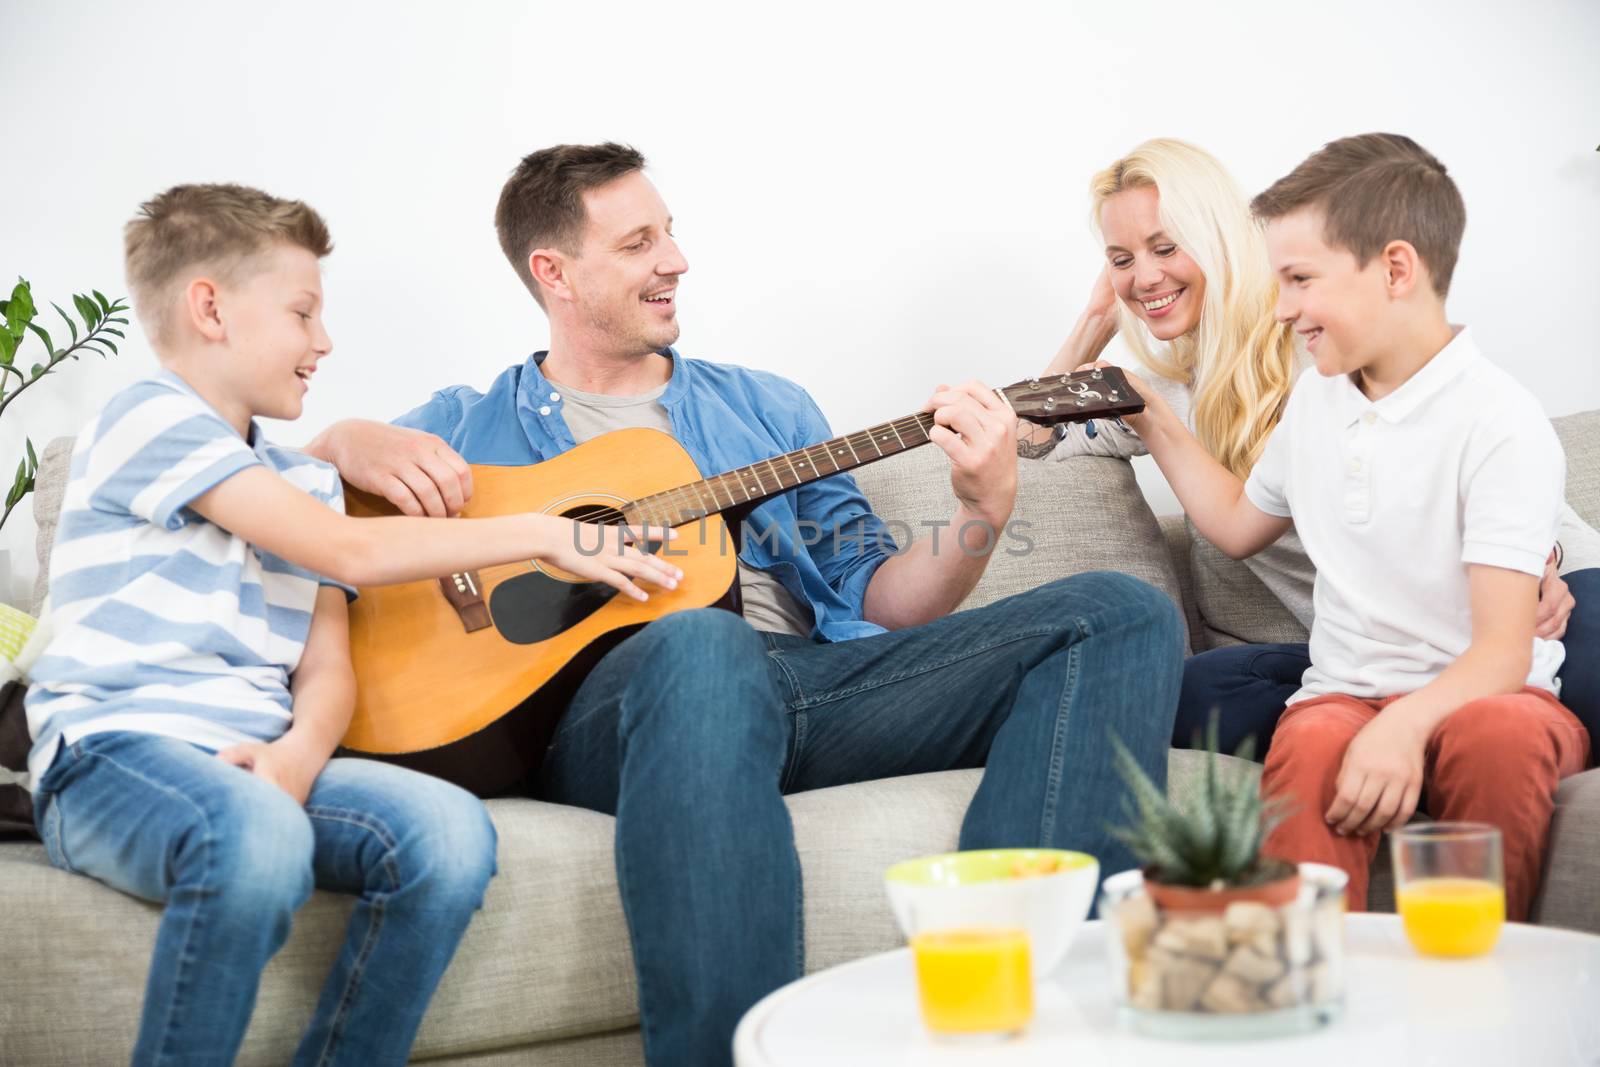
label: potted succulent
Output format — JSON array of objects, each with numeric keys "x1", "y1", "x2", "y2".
[
  {"x1": 1099, "y1": 720, "x2": 1346, "y2": 1030},
  {"x1": 1108, "y1": 721, "x2": 1299, "y2": 912}
]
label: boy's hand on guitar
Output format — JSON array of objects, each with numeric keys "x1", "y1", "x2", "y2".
[
  {"x1": 307, "y1": 419, "x2": 474, "y2": 518},
  {"x1": 1072, "y1": 360, "x2": 1165, "y2": 436},
  {"x1": 541, "y1": 518, "x2": 683, "y2": 602},
  {"x1": 925, "y1": 379, "x2": 1019, "y2": 527}
]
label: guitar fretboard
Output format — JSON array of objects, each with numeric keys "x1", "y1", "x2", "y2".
[{"x1": 628, "y1": 411, "x2": 938, "y2": 528}]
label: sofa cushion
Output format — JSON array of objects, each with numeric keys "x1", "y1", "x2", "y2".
[
  {"x1": 851, "y1": 447, "x2": 1191, "y2": 651},
  {"x1": 1187, "y1": 523, "x2": 1310, "y2": 649},
  {"x1": 1554, "y1": 410, "x2": 1599, "y2": 530}
]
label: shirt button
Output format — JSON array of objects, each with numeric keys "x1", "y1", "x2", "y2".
[
  {"x1": 539, "y1": 405, "x2": 552, "y2": 416},
  {"x1": 1349, "y1": 460, "x2": 1362, "y2": 474},
  {"x1": 549, "y1": 392, "x2": 561, "y2": 402},
  {"x1": 1363, "y1": 412, "x2": 1376, "y2": 425}
]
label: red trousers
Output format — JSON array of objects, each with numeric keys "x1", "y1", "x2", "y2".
[{"x1": 1261, "y1": 687, "x2": 1588, "y2": 921}]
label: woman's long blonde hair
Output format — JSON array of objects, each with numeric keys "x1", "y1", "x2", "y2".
[{"x1": 1091, "y1": 139, "x2": 1298, "y2": 478}]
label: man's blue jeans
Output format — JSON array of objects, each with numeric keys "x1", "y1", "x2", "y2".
[
  {"x1": 32, "y1": 732, "x2": 498, "y2": 1067},
  {"x1": 1175, "y1": 568, "x2": 1600, "y2": 761},
  {"x1": 539, "y1": 571, "x2": 1184, "y2": 1067}
]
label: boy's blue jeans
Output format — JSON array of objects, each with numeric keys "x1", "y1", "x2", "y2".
[
  {"x1": 539, "y1": 571, "x2": 1185, "y2": 1067},
  {"x1": 32, "y1": 733, "x2": 498, "y2": 1067}
]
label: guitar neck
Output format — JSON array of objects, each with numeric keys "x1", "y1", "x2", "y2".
[{"x1": 629, "y1": 410, "x2": 937, "y2": 527}]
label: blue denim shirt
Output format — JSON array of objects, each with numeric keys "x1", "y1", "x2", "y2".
[{"x1": 394, "y1": 349, "x2": 893, "y2": 642}]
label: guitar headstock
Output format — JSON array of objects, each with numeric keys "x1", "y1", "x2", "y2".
[{"x1": 1001, "y1": 366, "x2": 1145, "y2": 425}]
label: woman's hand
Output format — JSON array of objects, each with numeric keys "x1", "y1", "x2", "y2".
[{"x1": 1084, "y1": 264, "x2": 1118, "y2": 327}]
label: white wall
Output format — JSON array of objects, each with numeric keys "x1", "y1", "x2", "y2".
[{"x1": 5, "y1": 0, "x2": 1598, "y2": 603}]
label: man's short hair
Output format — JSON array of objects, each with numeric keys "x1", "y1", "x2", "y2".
[
  {"x1": 125, "y1": 183, "x2": 332, "y2": 344},
  {"x1": 494, "y1": 142, "x2": 647, "y2": 306},
  {"x1": 1251, "y1": 133, "x2": 1466, "y2": 297}
]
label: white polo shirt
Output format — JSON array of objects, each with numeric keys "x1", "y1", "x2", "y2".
[{"x1": 1244, "y1": 327, "x2": 1566, "y2": 705}]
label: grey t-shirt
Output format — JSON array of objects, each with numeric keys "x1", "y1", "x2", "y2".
[{"x1": 554, "y1": 380, "x2": 816, "y2": 637}]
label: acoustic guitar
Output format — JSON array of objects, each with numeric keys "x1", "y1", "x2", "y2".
[{"x1": 340, "y1": 368, "x2": 1144, "y2": 795}]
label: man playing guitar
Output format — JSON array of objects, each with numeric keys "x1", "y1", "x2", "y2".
[{"x1": 308, "y1": 143, "x2": 1182, "y2": 1067}]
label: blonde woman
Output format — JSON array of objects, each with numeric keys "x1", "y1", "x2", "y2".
[{"x1": 1020, "y1": 138, "x2": 1598, "y2": 760}]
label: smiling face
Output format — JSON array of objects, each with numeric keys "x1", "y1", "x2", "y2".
[
  {"x1": 1265, "y1": 207, "x2": 1391, "y2": 378},
  {"x1": 218, "y1": 243, "x2": 331, "y2": 421},
  {"x1": 557, "y1": 171, "x2": 688, "y2": 356},
  {"x1": 1099, "y1": 185, "x2": 1207, "y2": 341}
]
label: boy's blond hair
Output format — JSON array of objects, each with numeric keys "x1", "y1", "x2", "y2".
[
  {"x1": 125, "y1": 183, "x2": 333, "y2": 344},
  {"x1": 1091, "y1": 139, "x2": 1300, "y2": 480},
  {"x1": 1250, "y1": 133, "x2": 1465, "y2": 298}
]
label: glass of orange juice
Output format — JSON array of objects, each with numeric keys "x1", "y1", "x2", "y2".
[
  {"x1": 1392, "y1": 823, "x2": 1505, "y2": 958},
  {"x1": 910, "y1": 927, "x2": 1033, "y2": 1039}
]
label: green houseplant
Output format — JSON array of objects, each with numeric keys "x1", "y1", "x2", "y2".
[
  {"x1": 1109, "y1": 716, "x2": 1299, "y2": 911},
  {"x1": 1098, "y1": 718, "x2": 1347, "y2": 1027},
  {"x1": 0, "y1": 277, "x2": 127, "y2": 529}
]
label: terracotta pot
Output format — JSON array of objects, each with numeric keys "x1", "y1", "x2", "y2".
[{"x1": 1142, "y1": 860, "x2": 1301, "y2": 914}]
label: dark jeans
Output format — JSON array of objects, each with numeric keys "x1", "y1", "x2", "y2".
[
  {"x1": 1177, "y1": 567, "x2": 1600, "y2": 763},
  {"x1": 538, "y1": 571, "x2": 1184, "y2": 1067}
]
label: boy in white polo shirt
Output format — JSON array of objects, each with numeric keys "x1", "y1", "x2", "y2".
[{"x1": 1118, "y1": 133, "x2": 1587, "y2": 919}]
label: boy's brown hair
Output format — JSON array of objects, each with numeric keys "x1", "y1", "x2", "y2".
[
  {"x1": 1251, "y1": 133, "x2": 1466, "y2": 297},
  {"x1": 494, "y1": 142, "x2": 647, "y2": 307},
  {"x1": 125, "y1": 184, "x2": 333, "y2": 344}
]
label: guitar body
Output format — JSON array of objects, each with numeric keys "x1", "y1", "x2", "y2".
[{"x1": 341, "y1": 427, "x2": 738, "y2": 795}]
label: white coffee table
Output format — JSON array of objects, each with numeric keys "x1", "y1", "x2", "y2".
[{"x1": 733, "y1": 915, "x2": 1600, "y2": 1066}]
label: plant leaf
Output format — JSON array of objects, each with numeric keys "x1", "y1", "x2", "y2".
[
  {"x1": 73, "y1": 294, "x2": 101, "y2": 329},
  {"x1": 30, "y1": 364, "x2": 44, "y2": 380},
  {"x1": 24, "y1": 321, "x2": 53, "y2": 357},
  {"x1": 95, "y1": 337, "x2": 118, "y2": 355},
  {"x1": 92, "y1": 290, "x2": 110, "y2": 313},
  {"x1": 25, "y1": 438, "x2": 37, "y2": 469},
  {"x1": 6, "y1": 459, "x2": 27, "y2": 509},
  {"x1": 6, "y1": 279, "x2": 35, "y2": 337},
  {"x1": 0, "y1": 330, "x2": 13, "y2": 366},
  {"x1": 53, "y1": 304, "x2": 79, "y2": 345}
]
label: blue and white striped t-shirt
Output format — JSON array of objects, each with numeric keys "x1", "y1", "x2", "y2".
[{"x1": 25, "y1": 371, "x2": 353, "y2": 784}]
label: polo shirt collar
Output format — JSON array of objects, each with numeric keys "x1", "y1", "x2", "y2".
[{"x1": 1336, "y1": 326, "x2": 1477, "y2": 427}]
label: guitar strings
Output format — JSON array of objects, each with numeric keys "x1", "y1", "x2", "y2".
[{"x1": 571, "y1": 378, "x2": 1117, "y2": 531}]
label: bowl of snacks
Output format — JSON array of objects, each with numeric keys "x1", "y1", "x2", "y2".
[{"x1": 884, "y1": 849, "x2": 1100, "y2": 977}]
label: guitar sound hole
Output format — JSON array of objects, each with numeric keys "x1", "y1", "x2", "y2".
[{"x1": 487, "y1": 504, "x2": 659, "y2": 645}]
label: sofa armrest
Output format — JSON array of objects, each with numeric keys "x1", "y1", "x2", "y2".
[
  {"x1": 1531, "y1": 766, "x2": 1600, "y2": 935},
  {"x1": 29, "y1": 437, "x2": 75, "y2": 617}
]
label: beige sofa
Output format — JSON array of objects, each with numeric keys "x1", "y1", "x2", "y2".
[{"x1": 2, "y1": 412, "x2": 1597, "y2": 1066}]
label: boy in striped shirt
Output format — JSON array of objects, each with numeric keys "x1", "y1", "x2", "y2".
[{"x1": 25, "y1": 185, "x2": 680, "y2": 1066}]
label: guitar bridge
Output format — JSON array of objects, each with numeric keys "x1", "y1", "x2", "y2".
[{"x1": 439, "y1": 571, "x2": 492, "y2": 633}]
